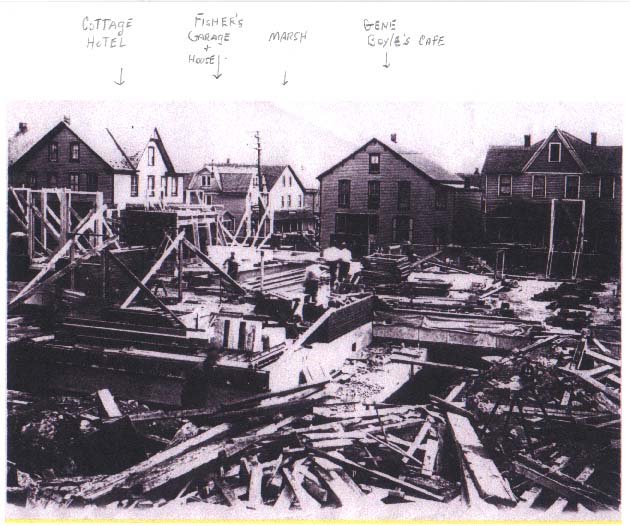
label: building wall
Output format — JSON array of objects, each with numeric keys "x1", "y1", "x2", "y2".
[
  {"x1": 116, "y1": 138, "x2": 184, "y2": 207},
  {"x1": 269, "y1": 167, "x2": 306, "y2": 211},
  {"x1": 319, "y1": 141, "x2": 455, "y2": 251},
  {"x1": 213, "y1": 194, "x2": 248, "y2": 231},
  {"x1": 9, "y1": 126, "x2": 114, "y2": 204}
]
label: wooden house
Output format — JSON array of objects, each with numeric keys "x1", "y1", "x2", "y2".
[
  {"x1": 8, "y1": 119, "x2": 186, "y2": 209},
  {"x1": 186, "y1": 163, "x2": 316, "y2": 238},
  {"x1": 481, "y1": 128, "x2": 622, "y2": 271},
  {"x1": 317, "y1": 137, "x2": 476, "y2": 256}
]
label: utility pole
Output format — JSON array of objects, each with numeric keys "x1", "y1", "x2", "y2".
[{"x1": 255, "y1": 131, "x2": 266, "y2": 238}]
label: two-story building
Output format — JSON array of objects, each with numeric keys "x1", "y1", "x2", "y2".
[
  {"x1": 8, "y1": 118, "x2": 186, "y2": 209},
  {"x1": 187, "y1": 162, "x2": 315, "y2": 236},
  {"x1": 481, "y1": 128, "x2": 622, "y2": 266},
  {"x1": 317, "y1": 137, "x2": 471, "y2": 255}
]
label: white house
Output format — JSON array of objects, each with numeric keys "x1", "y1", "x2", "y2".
[{"x1": 109, "y1": 127, "x2": 186, "y2": 208}]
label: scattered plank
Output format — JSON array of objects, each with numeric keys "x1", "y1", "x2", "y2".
[
  {"x1": 95, "y1": 389, "x2": 122, "y2": 419},
  {"x1": 446, "y1": 412, "x2": 516, "y2": 506}
]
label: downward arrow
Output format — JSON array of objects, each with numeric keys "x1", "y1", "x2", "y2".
[
  {"x1": 114, "y1": 68, "x2": 125, "y2": 86},
  {"x1": 282, "y1": 71, "x2": 288, "y2": 86},
  {"x1": 383, "y1": 52, "x2": 390, "y2": 69},
  {"x1": 213, "y1": 56, "x2": 223, "y2": 79}
]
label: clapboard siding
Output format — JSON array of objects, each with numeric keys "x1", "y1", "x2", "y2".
[
  {"x1": 9, "y1": 126, "x2": 115, "y2": 204},
  {"x1": 319, "y1": 141, "x2": 456, "y2": 250},
  {"x1": 526, "y1": 130, "x2": 582, "y2": 172}
]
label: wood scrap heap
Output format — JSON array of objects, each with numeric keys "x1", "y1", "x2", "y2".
[{"x1": 6, "y1": 334, "x2": 620, "y2": 516}]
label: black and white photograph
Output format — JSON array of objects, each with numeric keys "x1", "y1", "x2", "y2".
[
  {"x1": 1, "y1": 1, "x2": 628, "y2": 524},
  {"x1": 5, "y1": 100, "x2": 622, "y2": 520}
]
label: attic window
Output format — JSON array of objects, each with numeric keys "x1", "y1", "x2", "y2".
[
  {"x1": 548, "y1": 142, "x2": 561, "y2": 163},
  {"x1": 48, "y1": 143, "x2": 58, "y2": 162},
  {"x1": 147, "y1": 146, "x2": 156, "y2": 167},
  {"x1": 369, "y1": 154, "x2": 380, "y2": 174},
  {"x1": 70, "y1": 142, "x2": 80, "y2": 162}
]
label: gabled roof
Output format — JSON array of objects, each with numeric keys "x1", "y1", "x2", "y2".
[
  {"x1": 317, "y1": 138, "x2": 462, "y2": 183},
  {"x1": 192, "y1": 163, "x2": 305, "y2": 195},
  {"x1": 482, "y1": 128, "x2": 622, "y2": 175},
  {"x1": 9, "y1": 120, "x2": 134, "y2": 171},
  {"x1": 106, "y1": 126, "x2": 178, "y2": 173}
]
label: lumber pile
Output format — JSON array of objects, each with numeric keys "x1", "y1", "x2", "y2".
[{"x1": 360, "y1": 254, "x2": 411, "y2": 285}]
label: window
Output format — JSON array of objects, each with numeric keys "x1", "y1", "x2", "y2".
[
  {"x1": 48, "y1": 142, "x2": 58, "y2": 162},
  {"x1": 335, "y1": 213, "x2": 348, "y2": 234},
  {"x1": 398, "y1": 181, "x2": 410, "y2": 210},
  {"x1": 69, "y1": 173, "x2": 80, "y2": 191},
  {"x1": 298, "y1": 194, "x2": 302, "y2": 208},
  {"x1": 171, "y1": 177, "x2": 178, "y2": 196},
  {"x1": 130, "y1": 174, "x2": 139, "y2": 197},
  {"x1": 287, "y1": 195, "x2": 292, "y2": 208},
  {"x1": 600, "y1": 177, "x2": 615, "y2": 199},
  {"x1": 70, "y1": 142, "x2": 80, "y2": 162},
  {"x1": 549, "y1": 142, "x2": 562, "y2": 163},
  {"x1": 205, "y1": 194, "x2": 213, "y2": 205},
  {"x1": 393, "y1": 216, "x2": 413, "y2": 242},
  {"x1": 369, "y1": 153, "x2": 380, "y2": 174},
  {"x1": 161, "y1": 175, "x2": 168, "y2": 197},
  {"x1": 147, "y1": 146, "x2": 156, "y2": 166},
  {"x1": 498, "y1": 175, "x2": 512, "y2": 196},
  {"x1": 147, "y1": 175, "x2": 155, "y2": 197},
  {"x1": 532, "y1": 175, "x2": 546, "y2": 198},
  {"x1": 283, "y1": 175, "x2": 287, "y2": 187},
  {"x1": 281, "y1": 196, "x2": 285, "y2": 208},
  {"x1": 47, "y1": 173, "x2": 57, "y2": 187},
  {"x1": 338, "y1": 180, "x2": 351, "y2": 208},
  {"x1": 435, "y1": 187, "x2": 448, "y2": 210},
  {"x1": 29, "y1": 172, "x2": 38, "y2": 189},
  {"x1": 289, "y1": 176, "x2": 293, "y2": 187},
  {"x1": 368, "y1": 180, "x2": 380, "y2": 209},
  {"x1": 87, "y1": 173, "x2": 98, "y2": 192},
  {"x1": 565, "y1": 175, "x2": 580, "y2": 198},
  {"x1": 368, "y1": 214, "x2": 379, "y2": 235}
]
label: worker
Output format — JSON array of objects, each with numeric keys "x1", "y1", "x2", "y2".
[
  {"x1": 223, "y1": 252, "x2": 239, "y2": 282},
  {"x1": 323, "y1": 244, "x2": 341, "y2": 290},
  {"x1": 303, "y1": 260, "x2": 323, "y2": 303},
  {"x1": 338, "y1": 242, "x2": 352, "y2": 283}
]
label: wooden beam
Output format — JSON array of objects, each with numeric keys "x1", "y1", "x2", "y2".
[
  {"x1": 402, "y1": 420, "x2": 432, "y2": 465},
  {"x1": 96, "y1": 389, "x2": 122, "y2": 419},
  {"x1": 447, "y1": 412, "x2": 517, "y2": 506},
  {"x1": 8, "y1": 238, "x2": 118, "y2": 309},
  {"x1": 181, "y1": 237, "x2": 246, "y2": 294},
  {"x1": 560, "y1": 366, "x2": 620, "y2": 402},
  {"x1": 106, "y1": 249, "x2": 187, "y2": 329},
  {"x1": 121, "y1": 230, "x2": 186, "y2": 309},
  {"x1": 391, "y1": 357, "x2": 479, "y2": 373}
]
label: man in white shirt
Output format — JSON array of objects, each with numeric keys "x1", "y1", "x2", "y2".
[
  {"x1": 323, "y1": 245, "x2": 341, "y2": 289},
  {"x1": 338, "y1": 242, "x2": 352, "y2": 283}
]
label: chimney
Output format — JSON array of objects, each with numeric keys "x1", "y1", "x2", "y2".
[
  {"x1": 18, "y1": 122, "x2": 28, "y2": 134},
  {"x1": 591, "y1": 132, "x2": 597, "y2": 146},
  {"x1": 390, "y1": 133, "x2": 397, "y2": 144},
  {"x1": 524, "y1": 134, "x2": 531, "y2": 148},
  {"x1": 464, "y1": 177, "x2": 471, "y2": 189},
  {"x1": 226, "y1": 158, "x2": 230, "y2": 164},
  {"x1": 63, "y1": 115, "x2": 71, "y2": 125},
  {"x1": 474, "y1": 167, "x2": 480, "y2": 175}
]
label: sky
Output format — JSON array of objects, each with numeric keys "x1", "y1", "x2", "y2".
[{"x1": 7, "y1": 101, "x2": 623, "y2": 188}]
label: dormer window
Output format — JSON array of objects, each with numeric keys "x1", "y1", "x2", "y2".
[
  {"x1": 548, "y1": 142, "x2": 562, "y2": 163},
  {"x1": 147, "y1": 146, "x2": 156, "y2": 166},
  {"x1": 369, "y1": 153, "x2": 380, "y2": 174}
]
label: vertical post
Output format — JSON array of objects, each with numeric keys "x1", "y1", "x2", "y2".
[
  {"x1": 40, "y1": 191, "x2": 48, "y2": 254},
  {"x1": 69, "y1": 236, "x2": 76, "y2": 290},
  {"x1": 546, "y1": 199, "x2": 556, "y2": 278},
  {"x1": 26, "y1": 189, "x2": 34, "y2": 261},
  {"x1": 101, "y1": 249, "x2": 109, "y2": 301},
  {"x1": 260, "y1": 250, "x2": 265, "y2": 292},
  {"x1": 59, "y1": 189, "x2": 69, "y2": 244},
  {"x1": 95, "y1": 192, "x2": 104, "y2": 246},
  {"x1": 177, "y1": 236, "x2": 184, "y2": 303}
]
